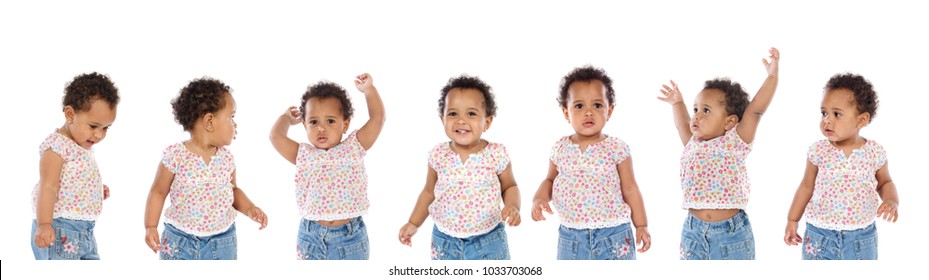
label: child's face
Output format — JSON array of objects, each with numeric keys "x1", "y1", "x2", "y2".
[
  {"x1": 211, "y1": 93, "x2": 237, "y2": 147},
  {"x1": 820, "y1": 89, "x2": 867, "y2": 143},
  {"x1": 442, "y1": 88, "x2": 492, "y2": 148},
  {"x1": 64, "y1": 98, "x2": 117, "y2": 149},
  {"x1": 691, "y1": 89, "x2": 738, "y2": 140},
  {"x1": 304, "y1": 97, "x2": 350, "y2": 150},
  {"x1": 562, "y1": 80, "x2": 613, "y2": 138}
]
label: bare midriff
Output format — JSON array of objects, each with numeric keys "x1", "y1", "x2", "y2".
[
  {"x1": 688, "y1": 208, "x2": 740, "y2": 222},
  {"x1": 314, "y1": 218, "x2": 352, "y2": 227}
]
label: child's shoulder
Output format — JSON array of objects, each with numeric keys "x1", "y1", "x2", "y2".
[{"x1": 863, "y1": 138, "x2": 886, "y2": 154}]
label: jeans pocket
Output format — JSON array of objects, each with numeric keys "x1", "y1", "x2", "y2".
[
  {"x1": 159, "y1": 229, "x2": 185, "y2": 260},
  {"x1": 53, "y1": 228, "x2": 83, "y2": 260},
  {"x1": 854, "y1": 235, "x2": 878, "y2": 260},
  {"x1": 679, "y1": 235, "x2": 703, "y2": 260},
  {"x1": 802, "y1": 229, "x2": 827, "y2": 260},
  {"x1": 606, "y1": 229, "x2": 636, "y2": 260},
  {"x1": 210, "y1": 235, "x2": 237, "y2": 260},
  {"x1": 557, "y1": 237, "x2": 578, "y2": 260},
  {"x1": 296, "y1": 238, "x2": 317, "y2": 260},
  {"x1": 720, "y1": 239, "x2": 754, "y2": 260},
  {"x1": 339, "y1": 239, "x2": 369, "y2": 260},
  {"x1": 478, "y1": 229, "x2": 510, "y2": 260}
]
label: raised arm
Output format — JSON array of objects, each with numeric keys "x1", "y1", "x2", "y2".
[
  {"x1": 398, "y1": 165, "x2": 438, "y2": 246},
  {"x1": 658, "y1": 80, "x2": 693, "y2": 146},
  {"x1": 737, "y1": 47, "x2": 780, "y2": 143},
  {"x1": 143, "y1": 162, "x2": 175, "y2": 253},
  {"x1": 354, "y1": 73, "x2": 385, "y2": 151},
  {"x1": 785, "y1": 159, "x2": 817, "y2": 245},
  {"x1": 269, "y1": 106, "x2": 302, "y2": 165}
]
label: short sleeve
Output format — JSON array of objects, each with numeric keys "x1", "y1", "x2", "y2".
[
  {"x1": 344, "y1": 130, "x2": 367, "y2": 156},
  {"x1": 40, "y1": 133, "x2": 76, "y2": 161},
  {"x1": 493, "y1": 143, "x2": 511, "y2": 175},
  {"x1": 161, "y1": 145, "x2": 180, "y2": 174},
  {"x1": 611, "y1": 138, "x2": 631, "y2": 165},
  {"x1": 872, "y1": 142, "x2": 888, "y2": 170},
  {"x1": 807, "y1": 141, "x2": 822, "y2": 167},
  {"x1": 428, "y1": 144, "x2": 442, "y2": 172}
]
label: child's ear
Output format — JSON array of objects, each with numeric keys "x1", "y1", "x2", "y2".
[
  {"x1": 562, "y1": 107, "x2": 570, "y2": 123},
  {"x1": 203, "y1": 113, "x2": 215, "y2": 132},
  {"x1": 483, "y1": 116, "x2": 494, "y2": 131},
  {"x1": 607, "y1": 104, "x2": 615, "y2": 119},
  {"x1": 343, "y1": 118, "x2": 351, "y2": 134},
  {"x1": 725, "y1": 115, "x2": 739, "y2": 130},
  {"x1": 857, "y1": 112, "x2": 871, "y2": 128},
  {"x1": 63, "y1": 106, "x2": 75, "y2": 124}
]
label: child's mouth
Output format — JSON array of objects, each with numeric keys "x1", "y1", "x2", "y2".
[
  {"x1": 583, "y1": 121, "x2": 594, "y2": 127},
  {"x1": 455, "y1": 129, "x2": 470, "y2": 135},
  {"x1": 317, "y1": 136, "x2": 328, "y2": 143}
]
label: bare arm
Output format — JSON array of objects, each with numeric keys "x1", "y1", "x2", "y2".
[
  {"x1": 398, "y1": 165, "x2": 438, "y2": 246},
  {"x1": 737, "y1": 47, "x2": 780, "y2": 144},
  {"x1": 269, "y1": 106, "x2": 301, "y2": 165},
  {"x1": 143, "y1": 162, "x2": 174, "y2": 252},
  {"x1": 785, "y1": 160, "x2": 817, "y2": 245},
  {"x1": 354, "y1": 73, "x2": 385, "y2": 151},
  {"x1": 658, "y1": 80, "x2": 693, "y2": 146},
  {"x1": 498, "y1": 163, "x2": 521, "y2": 226},
  {"x1": 531, "y1": 161, "x2": 558, "y2": 221},
  {"x1": 34, "y1": 149, "x2": 64, "y2": 248},
  {"x1": 231, "y1": 170, "x2": 268, "y2": 229},
  {"x1": 618, "y1": 156, "x2": 651, "y2": 252},
  {"x1": 875, "y1": 161, "x2": 898, "y2": 222}
]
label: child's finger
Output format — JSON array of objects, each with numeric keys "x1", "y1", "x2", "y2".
[{"x1": 542, "y1": 202, "x2": 553, "y2": 214}]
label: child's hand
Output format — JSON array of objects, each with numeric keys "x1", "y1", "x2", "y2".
[
  {"x1": 354, "y1": 73, "x2": 374, "y2": 93},
  {"x1": 658, "y1": 80, "x2": 684, "y2": 105},
  {"x1": 784, "y1": 221, "x2": 802, "y2": 246},
  {"x1": 283, "y1": 106, "x2": 302, "y2": 126},
  {"x1": 398, "y1": 222, "x2": 419, "y2": 246},
  {"x1": 501, "y1": 205, "x2": 521, "y2": 226},
  {"x1": 103, "y1": 184, "x2": 110, "y2": 200},
  {"x1": 877, "y1": 200, "x2": 899, "y2": 222},
  {"x1": 530, "y1": 199, "x2": 553, "y2": 221},
  {"x1": 145, "y1": 227, "x2": 161, "y2": 253},
  {"x1": 246, "y1": 206, "x2": 268, "y2": 229},
  {"x1": 763, "y1": 47, "x2": 780, "y2": 77},
  {"x1": 635, "y1": 226, "x2": 651, "y2": 253},
  {"x1": 33, "y1": 224, "x2": 55, "y2": 248}
]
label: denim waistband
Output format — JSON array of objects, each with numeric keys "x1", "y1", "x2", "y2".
[
  {"x1": 164, "y1": 222, "x2": 236, "y2": 240},
  {"x1": 685, "y1": 210, "x2": 750, "y2": 233},
  {"x1": 303, "y1": 216, "x2": 364, "y2": 236}
]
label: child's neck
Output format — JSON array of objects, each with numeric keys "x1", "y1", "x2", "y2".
[
  {"x1": 186, "y1": 132, "x2": 218, "y2": 161},
  {"x1": 450, "y1": 140, "x2": 488, "y2": 162},
  {"x1": 830, "y1": 134, "x2": 865, "y2": 156},
  {"x1": 571, "y1": 132, "x2": 605, "y2": 152}
]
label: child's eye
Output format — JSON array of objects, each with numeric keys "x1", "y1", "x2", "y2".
[
  {"x1": 103, "y1": 127, "x2": 110, "y2": 131},
  {"x1": 693, "y1": 108, "x2": 698, "y2": 113},
  {"x1": 448, "y1": 112, "x2": 457, "y2": 117},
  {"x1": 574, "y1": 104, "x2": 583, "y2": 109},
  {"x1": 821, "y1": 111, "x2": 826, "y2": 117},
  {"x1": 594, "y1": 103, "x2": 603, "y2": 109},
  {"x1": 834, "y1": 112, "x2": 841, "y2": 117},
  {"x1": 468, "y1": 112, "x2": 477, "y2": 117},
  {"x1": 90, "y1": 125, "x2": 98, "y2": 129},
  {"x1": 703, "y1": 108, "x2": 710, "y2": 113},
  {"x1": 309, "y1": 120, "x2": 318, "y2": 125},
  {"x1": 327, "y1": 119, "x2": 336, "y2": 124}
]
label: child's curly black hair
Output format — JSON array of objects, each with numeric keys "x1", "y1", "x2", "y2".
[
  {"x1": 704, "y1": 78, "x2": 750, "y2": 121},
  {"x1": 63, "y1": 72, "x2": 120, "y2": 111},
  {"x1": 171, "y1": 77, "x2": 232, "y2": 131},
  {"x1": 825, "y1": 73, "x2": 879, "y2": 122},
  {"x1": 300, "y1": 82, "x2": 354, "y2": 120},
  {"x1": 557, "y1": 66, "x2": 615, "y2": 108},
  {"x1": 438, "y1": 75, "x2": 497, "y2": 117}
]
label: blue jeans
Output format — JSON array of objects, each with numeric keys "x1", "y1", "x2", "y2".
[
  {"x1": 431, "y1": 222, "x2": 510, "y2": 260},
  {"x1": 557, "y1": 223, "x2": 636, "y2": 260},
  {"x1": 680, "y1": 210, "x2": 755, "y2": 260},
  {"x1": 297, "y1": 217, "x2": 369, "y2": 260},
  {"x1": 159, "y1": 223, "x2": 237, "y2": 260},
  {"x1": 31, "y1": 218, "x2": 99, "y2": 260},
  {"x1": 802, "y1": 222, "x2": 877, "y2": 260}
]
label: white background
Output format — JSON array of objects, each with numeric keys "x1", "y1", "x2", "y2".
[{"x1": 1, "y1": 0, "x2": 923, "y2": 279}]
